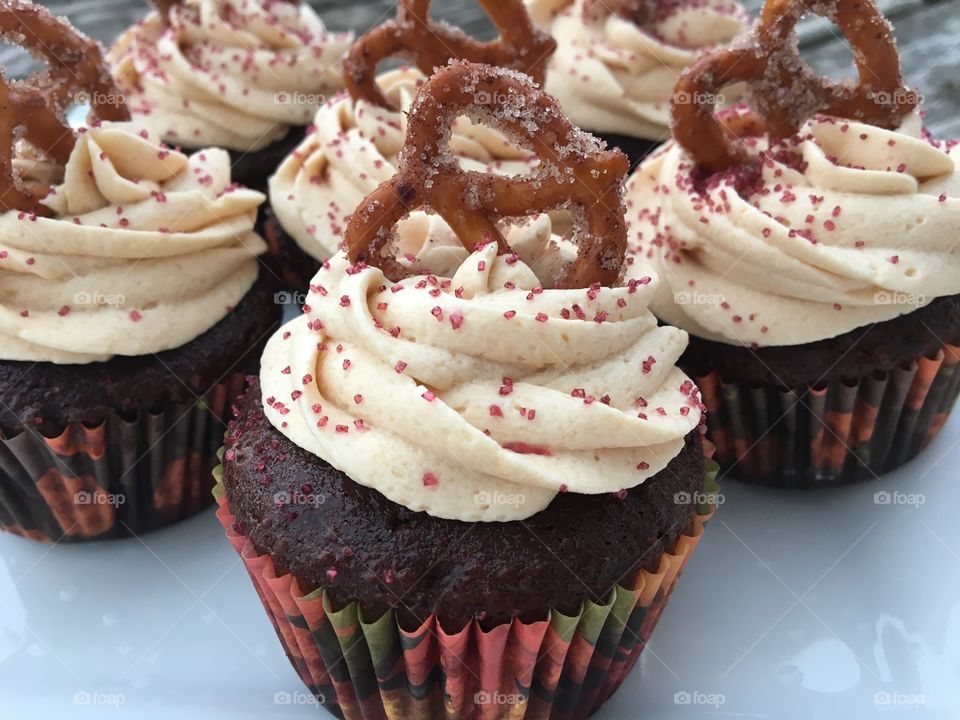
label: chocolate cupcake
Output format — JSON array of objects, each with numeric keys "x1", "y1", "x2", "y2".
[
  {"x1": 526, "y1": 0, "x2": 747, "y2": 165},
  {"x1": 625, "y1": 0, "x2": 960, "y2": 486},
  {"x1": 108, "y1": 0, "x2": 352, "y2": 191},
  {"x1": 217, "y1": 62, "x2": 714, "y2": 719},
  {"x1": 0, "y1": 95, "x2": 280, "y2": 537},
  {"x1": 264, "y1": 0, "x2": 556, "y2": 289}
]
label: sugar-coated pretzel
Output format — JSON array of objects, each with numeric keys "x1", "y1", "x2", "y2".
[
  {"x1": 0, "y1": 0, "x2": 130, "y2": 214},
  {"x1": 345, "y1": 62, "x2": 629, "y2": 289},
  {"x1": 672, "y1": 0, "x2": 919, "y2": 173},
  {"x1": 344, "y1": 0, "x2": 556, "y2": 110}
]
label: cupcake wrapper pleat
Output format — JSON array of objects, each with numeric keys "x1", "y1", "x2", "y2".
[
  {"x1": 213, "y1": 462, "x2": 717, "y2": 720},
  {"x1": 697, "y1": 343, "x2": 960, "y2": 486},
  {"x1": 0, "y1": 372, "x2": 247, "y2": 542}
]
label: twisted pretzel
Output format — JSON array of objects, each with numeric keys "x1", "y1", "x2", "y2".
[
  {"x1": 344, "y1": 0, "x2": 556, "y2": 110},
  {"x1": 0, "y1": 0, "x2": 130, "y2": 214},
  {"x1": 345, "y1": 62, "x2": 629, "y2": 289},
  {"x1": 672, "y1": 0, "x2": 919, "y2": 173}
]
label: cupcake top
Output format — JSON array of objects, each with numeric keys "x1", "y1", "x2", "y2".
[
  {"x1": 109, "y1": 0, "x2": 352, "y2": 152},
  {"x1": 261, "y1": 223, "x2": 702, "y2": 522},
  {"x1": 0, "y1": 122, "x2": 267, "y2": 364},
  {"x1": 269, "y1": 68, "x2": 538, "y2": 260},
  {"x1": 627, "y1": 113, "x2": 960, "y2": 347},
  {"x1": 526, "y1": 0, "x2": 746, "y2": 140}
]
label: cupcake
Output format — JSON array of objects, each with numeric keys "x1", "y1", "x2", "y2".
[
  {"x1": 108, "y1": 0, "x2": 352, "y2": 191},
  {"x1": 263, "y1": 0, "x2": 555, "y2": 289},
  {"x1": 217, "y1": 62, "x2": 714, "y2": 719},
  {"x1": 526, "y1": 0, "x2": 747, "y2": 165},
  {"x1": 0, "y1": 4, "x2": 279, "y2": 541},
  {"x1": 625, "y1": 0, "x2": 960, "y2": 486}
]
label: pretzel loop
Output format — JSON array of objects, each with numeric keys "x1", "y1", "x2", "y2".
[
  {"x1": 0, "y1": 0, "x2": 130, "y2": 214},
  {"x1": 346, "y1": 62, "x2": 629, "y2": 290},
  {"x1": 344, "y1": 0, "x2": 556, "y2": 110},
  {"x1": 672, "y1": 0, "x2": 919, "y2": 173}
]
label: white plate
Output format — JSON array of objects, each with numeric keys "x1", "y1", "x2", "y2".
[{"x1": 1, "y1": 414, "x2": 958, "y2": 719}]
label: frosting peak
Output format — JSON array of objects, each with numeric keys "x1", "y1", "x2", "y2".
[
  {"x1": 109, "y1": 0, "x2": 353, "y2": 151},
  {"x1": 626, "y1": 111, "x2": 960, "y2": 346},
  {"x1": 261, "y1": 220, "x2": 702, "y2": 521},
  {"x1": 0, "y1": 123, "x2": 266, "y2": 364},
  {"x1": 527, "y1": 0, "x2": 747, "y2": 139}
]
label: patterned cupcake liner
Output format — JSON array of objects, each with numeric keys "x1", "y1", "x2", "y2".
[
  {"x1": 0, "y1": 373, "x2": 247, "y2": 543},
  {"x1": 696, "y1": 343, "x2": 960, "y2": 487},
  {"x1": 213, "y1": 460, "x2": 718, "y2": 720}
]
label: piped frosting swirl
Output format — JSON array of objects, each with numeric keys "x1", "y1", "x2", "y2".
[
  {"x1": 260, "y1": 218, "x2": 702, "y2": 521},
  {"x1": 0, "y1": 122, "x2": 266, "y2": 364},
  {"x1": 626, "y1": 111, "x2": 960, "y2": 346},
  {"x1": 109, "y1": 0, "x2": 352, "y2": 151}
]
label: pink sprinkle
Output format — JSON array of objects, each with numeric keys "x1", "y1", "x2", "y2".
[
  {"x1": 302, "y1": 374, "x2": 313, "y2": 385},
  {"x1": 489, "y1": 405, "x2": 503, "y2": 417},
  {"x1": 342, "y1": 359, "x2": 352, "y2": 370},
  {"x1": 129, "y1": 310, "x2": 142, "y2": 322},
  {"x1": 535, "y1": 313, "x2": 548, "y2": 323},
  {"x1": 326, "y1": 568, "x2": 338, "y2": 579},
  {"x1": 890, "y1": 255, "x2": 900, "y2": 264},
  {"x1": 449, "y1": 312, "x2": 464, "y2": 330},
  {"x1": 339, "y1": 296, "x2": 351, "y2": 307},
  {"x1": 503, "y1": 310, "x2": 516, "y2": 319},
  {"x1": 422, "y1": 390, "x2": 436, "y2": 402},
  {"x1": 394, "y1": 361, "x2": 407, "y2": 374},
  {"x1": 422, "y1": 472, "x2": 439, "y2": 487},
  {"x1": 431, "y1": 306, "x2": 443, "y2": 321},
  {"x1": 58, "y1": 306, "x2": 71, "y2": 317},
  {"x1": 335, "y1": 425, "x2": 349, "y2": 434},
  {"x1": 354, "y1": 394, "x2": 363, "y2": 405},
  {"x1": 636, "y1": 461, "x2": 650, "y2": 470}
]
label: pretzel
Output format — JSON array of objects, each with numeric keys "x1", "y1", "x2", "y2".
[
  {"x1": 0, "y1": 0, "x2": 130, "y2": 214},
  {"x1": 672, "y1": 0, "x2": 919, "y2": 173},
  {"x1": 345, "y1": 62, "x2": 629, "y2": 290},
  {"x1": 343, "y1": 0, "x2": 556, "y2": 110}
]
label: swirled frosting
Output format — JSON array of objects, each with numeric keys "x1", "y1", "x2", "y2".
[
  {"x1": 260, "y1": 218, "x2": 702, "y2": 521},
  {"x1": 269, "y1": 68, "x2": 539, "y2": 260},
  {"x1": 526, "y1": 0, "x2": 746, "y2": 140},
  {"x1": 625, "y1": 111, "x2": 960, "y2": 347},
  {"x1": 109, "y1": 0, "x2": 352, "y2": 152},
  {"x1": 0, "y1": 122, "x2": 267, "y2": 364}
]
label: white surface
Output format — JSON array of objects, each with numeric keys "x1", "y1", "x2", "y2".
[{"x1": 0, "y1": 415, "x2": 958, "y2": 720}]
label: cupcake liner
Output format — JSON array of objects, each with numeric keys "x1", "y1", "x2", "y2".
[
  {"x1": 213, "y1": 460, "x2": 718, "y2": 720},
  {"x1": 696, "y1": 343, "x2": 960, "y2": 487},
  {"x1": 0, "y1": 372, "x2": 247, "y2": 543}
]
